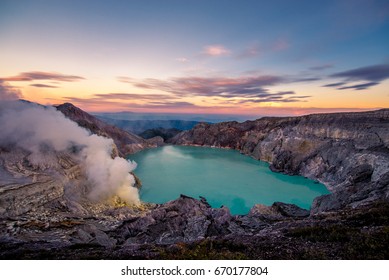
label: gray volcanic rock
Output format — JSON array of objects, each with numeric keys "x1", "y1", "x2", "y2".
[
  {"x1": 56, "y1": 103, "x2": 162, "y2": 155},
  {"x1": 111, "y1": 196, "x2": 314, "y2": 246},
  {"x1": 0, "y1": 144, "x2": 149, "y2": 248},
  {"x1": 272, "y1": 202, "x2": 310, "y2": 218},
  {"x1": 0, "y1": 194, "x2": 306, "y2": 253},
  {"x1": 0, "y1": 147, "x2": 77, "y2": 217},
  {"x1": 170, "y1": 109, "x2": 389, "y2": 212},
  {"x1": 1, "y1": 193, "x2": 389, "y2": 259}
]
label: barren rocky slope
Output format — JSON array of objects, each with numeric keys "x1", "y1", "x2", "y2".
[{"x1": 56, "y1": 103, "x2": 163, "y2": 155}]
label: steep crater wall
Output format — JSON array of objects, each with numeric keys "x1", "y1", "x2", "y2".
[{"x1": 170, "y1": 109, "x2": 389, "y2": 213}]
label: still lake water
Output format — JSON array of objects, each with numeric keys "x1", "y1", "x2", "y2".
[{"x1": 129, "y1": 146, "x2": 329, "y2": 214}]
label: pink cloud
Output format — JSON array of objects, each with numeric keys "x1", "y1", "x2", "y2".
[{"x1": 202, "y1": 45, "x2": 231, "y2": 56}]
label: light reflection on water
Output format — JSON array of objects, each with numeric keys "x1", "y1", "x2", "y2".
[{"x1": 129, "y1": 146, "x2": 329, "y2": 215}]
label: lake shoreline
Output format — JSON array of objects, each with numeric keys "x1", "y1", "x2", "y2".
[{"x1": 129, "y1": 145, "x2": 329, "y2": 215}]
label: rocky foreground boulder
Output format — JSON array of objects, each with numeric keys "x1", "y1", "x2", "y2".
[{"x1": 1, "y1": 194, "x2": 388, "y2": 259}]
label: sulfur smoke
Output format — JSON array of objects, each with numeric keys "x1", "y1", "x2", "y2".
[{"x1": 0, "y1": 81, "x2": 140, "y2": 205}]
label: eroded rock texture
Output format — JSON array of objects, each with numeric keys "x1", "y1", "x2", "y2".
[{"x1": 171, "y1": 109, "x2": 389, "y2": 212}]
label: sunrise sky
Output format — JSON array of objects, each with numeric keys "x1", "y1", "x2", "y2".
[{"x1": 1, "y1": 0, "x2": 388, "y2": 116}]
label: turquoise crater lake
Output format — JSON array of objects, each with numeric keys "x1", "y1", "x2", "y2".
[{"x1": 129, "y1": 146, "x2": 330, "y2": 215}]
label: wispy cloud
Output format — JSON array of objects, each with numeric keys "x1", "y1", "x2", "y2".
[
  {"x1": 93, "y1": 93, "x2": 176, "y2": 100},
  {"x1": 322, "y1": 82, "x2": 346, "y2": 87},
  {"x1": 239, "y1": 92, "x2": 310, "y2": 104},
  {"x1": 117, "y1": 76, "x2": 137, "y2": 84},
  {"x1": 293, "y1": 77, "x2": 321, "y2": 83},
  {"x1": 62, "y1": 92, "x2": 180, "y2": 108},
  {"x1": 309, "y1": 64, "x2": 334, "y2": 71},
  {"x1": 118, "y1": 74, "x2": 311, "y2": 104},
  {"x1": 29, "y1": 83, "x2": 59, "y2": 88},
  {"x1": 324, "y1": 63, "x2": 389, "y2": 90},
  {"x1": 1, "y1": 71, "x2": 85, "y2": 82},
  {"x1": 202, "y1": 45, "x2": 231, "y2": 56},
  {"x1": 330, "y1": 64, "x2": 389, "y2": 82},
  {"x1": 119, "y1": 75, "x2": 283, "y2": 97},
  {"x1": 338, "y1": 82, "x2": 380, "y2": 90},
  {"x1": 237, "y1": 39, "x2": 291, "y2": 60},
  {"x1": 62, "y1": 95, "x2": 200, "y2": 111}
]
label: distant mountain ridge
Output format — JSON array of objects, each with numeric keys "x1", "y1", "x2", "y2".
[
  {"x1": 139, "y1": 127, "x2": 182, "y2": 141},
  {"x1": 93, "y1": 111, "x2": 257, "y2": 123},
  {"x1": 95, "y1": 116, "x2": 199, "y2": 134}
]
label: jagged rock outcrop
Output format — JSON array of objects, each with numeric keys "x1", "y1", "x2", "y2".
[
  {"x1": 0, "y1": 194, "x2": 314, "y2": 256},
  {"x1": 1, "y1": 194, "x2": 388, "y2": 259},
  {"x1": 56, "y1": 103, "x2": 162, "y2": 155},
  {"x1": 0, "y1": 146, "x2": 110, "y2": 218},
  {"x1": 170, "y1": 109, "x2": 389, "y2": 212}
]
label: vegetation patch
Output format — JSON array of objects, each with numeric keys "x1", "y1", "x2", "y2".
[
  {"x1": 288, "y1": 225, "x2": 357, "y2": 243},
  {"x1": 158, "y1": 239, "x2": 247, "y2": 260}
]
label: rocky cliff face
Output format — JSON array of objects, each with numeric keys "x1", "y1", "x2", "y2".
[
  {"x1": 56, "y1": 103, "x2": 163, "y2": 155},
  {"x1": 0, "y1": 145, "x2": 133, "y2": 219},
  {"x1": 170, "y1": 109, "x2": 389, "y2": 212}
]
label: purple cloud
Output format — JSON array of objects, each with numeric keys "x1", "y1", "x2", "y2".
[
  {"x1": 330, "y1": 64, "x2": 389, "y2": 82},
  {"x1": 338, "y1": 82, "x2": 380, "y2": 90},
  {"x1": 93, "y1": 93, "x2": 176, "y2": 100},
  {"x1": 30, "y1": 83, "x2": 59, "y2": 88},
  {"x1": 323, "y1": 82, "x2": 346, "y2": 87},
  {"x1": 293, "y1": 77, "x2": 321, "y2": 83},
  {"x1": 324, "y1": 64, "x2": 389, "y2": 90},
  {"x1": 119, "y1": 75, "x2": 284, "y2": 97},
  {"x1": 1, "y1": 71, "x2": 85, "y2": 82},
  {"x1": 309, "y1": 64, "x2": 334, "y2": 71},
  {"x1": 118, "y1": 74, "x2": 312, "y2": 104}
]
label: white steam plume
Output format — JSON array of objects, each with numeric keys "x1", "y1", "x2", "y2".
[
  {"x1": 0, "y1": 90, "x2": 140, "y2": 205},
  {"x1": 0, "y1": 81, "x2": 22, "y2": 101}
]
